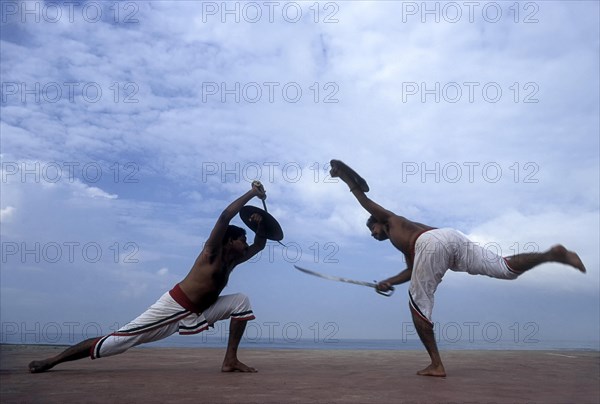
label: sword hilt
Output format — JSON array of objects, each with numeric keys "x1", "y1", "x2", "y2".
[
  {"x1": 252, "y1": 180, "x2": 267, "y2": 204},
  {"x1": 374, "y1": 281, "x2": 394, "y2": 297}
]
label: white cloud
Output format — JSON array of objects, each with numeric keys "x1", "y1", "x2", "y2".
[
  {"x1": 80, "y1": 185, "x2": 118, "y2": 200},
  {"x1": 0, "y1": 206, "x2": 15, "y2": 221},
  {"x1": 1, "y1": 1, "x2": 597, "y2": 343}
]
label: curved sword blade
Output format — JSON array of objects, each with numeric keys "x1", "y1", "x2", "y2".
[{"x1": 294, "y1": 265, "x2": 377, "y2": 288}]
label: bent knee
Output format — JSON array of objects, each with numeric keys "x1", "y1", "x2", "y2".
[
  {"x1": 229, "y1": 293, "x2": 254, "y2": 320},
  {"x1": 232, "y1": 293, "x2": 251, "y2": 310},
  {"x1": 231, "y1": 292, "x2": 250, "y2": 304}
]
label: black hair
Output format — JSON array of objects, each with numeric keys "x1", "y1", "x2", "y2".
[
  {"x1": 222, "y1": 225, "x2": 246, "y2": 245},
  {"x1": 366, "y1": 215, "x2": 378, "y2": 229}
]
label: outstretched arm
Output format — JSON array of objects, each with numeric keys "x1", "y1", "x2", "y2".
[
  {"x1": 205, "y1": 182, "x2": 266, "y2": 249},
  {"x1": 237, "y1": 213, "x2": 267, "y2": 264},
  {"x1": 350, "y1": 187, "x2": 393, "y2": 223},
  {"x1": 330, "y1": 163, "x2": 393, "y2": 223},
  {"x1": 376, "y1": 268, "x2": 412, "y2": 292}
]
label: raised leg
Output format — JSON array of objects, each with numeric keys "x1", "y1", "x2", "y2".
[
  {"x1": 28, "y1": 337, "x2": 97, "y2": 373},
  {"x1": 506, "y1": 245, "x2": 586, "y2": 274},
  {"x1": 410, "y1": 306, "x2": 446, "y2": 377},
  {"x1": 221, "y1": 319, "x2": 257, "y2": 373}
]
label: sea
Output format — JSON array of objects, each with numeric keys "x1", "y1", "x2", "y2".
[
  {"x1": 1, "y1": 331, "x2": 598, "y2": 352},
  {"x1": 150, "y1": 336, "x2": 600, "y2": 351}
]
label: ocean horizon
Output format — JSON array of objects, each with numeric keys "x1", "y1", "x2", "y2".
[
  {"x1": 149, "y1": 336, "x2": 600, "y2": 351},
  {"x1": 2, "y1": 333, "x2": 598, "y2": 352}
]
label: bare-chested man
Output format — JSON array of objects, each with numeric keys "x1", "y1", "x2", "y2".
[
  {"x1": 330, "y1": 159, "x2": 586, "y2": 377},
  {"x1": 29, "y1": 181, "x2": 269, "y2": 374}
]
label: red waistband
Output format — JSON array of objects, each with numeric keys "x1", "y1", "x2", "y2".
[{"x1": 169, "y1": 284, "x2": 204, "y2": 314}]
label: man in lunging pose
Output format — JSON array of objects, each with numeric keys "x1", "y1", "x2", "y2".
[
  {"x1": 29, "y1": 181, "x2": 269, "y2": 373},
  {"x1": 330, "y1": 159, "x2": 586, "y2": 377}
]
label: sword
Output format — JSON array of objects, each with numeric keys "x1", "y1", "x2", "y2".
[{"x1": 294, "y1": 265, "x2": 394, "y2": 297}]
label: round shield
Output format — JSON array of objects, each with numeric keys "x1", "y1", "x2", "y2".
[{"x1": 239, "y1": 205, "x2": 284, "y2": 241}]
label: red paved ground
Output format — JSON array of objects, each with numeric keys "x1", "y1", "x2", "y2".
[{"x1": 1, "y1": 345, "x2": 599, "y2": 403}]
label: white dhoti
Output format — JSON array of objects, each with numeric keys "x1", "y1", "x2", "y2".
[
  {"x1": 91, "y1": 285, "x2": 254, "y2": 359},
  {"x1": 408, "y1": 228, "x2": 520, "y2": 324}
]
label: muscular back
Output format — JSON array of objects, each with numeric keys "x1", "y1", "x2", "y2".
[{"x1": 386, "y1": 215, "x2": 435, "y2": 264}]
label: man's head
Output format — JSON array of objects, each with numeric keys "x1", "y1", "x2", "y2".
[
  {"x1": 223, "y1": 225, "x2": 248, "y2": 255},
  {"x1": 366, "y1": 215, "x2": 388, "y2": 241}
]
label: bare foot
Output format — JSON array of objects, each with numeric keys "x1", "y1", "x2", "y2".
[
  {"x1": 221, "y1": 359, "x2": 257, "y2": 373},
  {"x1": 416, "y1": 363, "x2": 446, "y2": 377},
  {"x1": 551, "y1": 245, "x2": 586, "y2": 273},
  {"x1": 29, "y1": 360, "x2": 54, "y2": 373}
]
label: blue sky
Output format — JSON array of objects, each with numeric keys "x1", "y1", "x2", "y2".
[{"x1": 1, "y1": 1, "x2": 598, "y2": 348}]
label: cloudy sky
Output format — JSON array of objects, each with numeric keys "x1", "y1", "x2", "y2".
[{"x1": 1, "y1": 1, "x2": 598, "y2": 348}]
